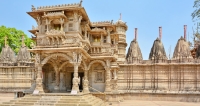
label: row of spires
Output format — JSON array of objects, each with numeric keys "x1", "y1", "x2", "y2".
[
  {"x1": 126, "y1": 25, "x2": 196, "y2": 63},
  {"x1": 0, "y1": 35, "x2": 31, "y2": 65}
]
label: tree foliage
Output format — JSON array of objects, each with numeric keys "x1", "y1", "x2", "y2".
[
  {"x1": 192, "y1": 0, "x2": 200, "y2": 20},
  {"x1": 0, "y1": 25, "x2": 33, "y2": 54}
]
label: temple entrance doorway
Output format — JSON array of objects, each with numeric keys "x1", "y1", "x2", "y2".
[{"x1": 71, "y1": 72, "x2": 84, "y2": 92}]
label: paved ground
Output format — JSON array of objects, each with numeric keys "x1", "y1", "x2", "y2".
[{"x1": 109, "y1": 100, "x2": 200, "y2": 106}]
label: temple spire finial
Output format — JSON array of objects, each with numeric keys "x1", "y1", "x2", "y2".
[
  {"x1": 21, "y1": 35, "x2": 25, "y2": 47},
  {"x1": 135, "y1": 28, "x2": 138, "y2": 41},
  {"x1": 159, "y1": 26, "x2": 162, "y2": 40},
  {"x1": 120, "y1": 13, "x2": 122, "y2": 20},
  {"x1": 4, "y1": 36, "x2": 7, "y2": 47},
  {"x1": 184, "y1": 25, "x2": 187, "y2": 41}
]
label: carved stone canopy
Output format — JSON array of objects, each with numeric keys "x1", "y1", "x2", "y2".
[
  {"x1": 126, "y1": 39, "x2": 143, "y2": 63},
  {"x1": 149, "y1": 38, "x2": 167, "y2": 60}
]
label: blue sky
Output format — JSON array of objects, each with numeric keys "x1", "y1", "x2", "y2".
[{"x1": 0, "y1": 0, "x2": 195, "y2": 59}]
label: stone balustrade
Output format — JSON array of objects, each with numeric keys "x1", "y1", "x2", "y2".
[{"x1": 90, "y1": 46, "x2": 114, "y2": 56}]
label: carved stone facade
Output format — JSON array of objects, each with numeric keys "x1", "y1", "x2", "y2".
[{"x1": 0, "y1": 2, "x2": 200, "y2": 102}]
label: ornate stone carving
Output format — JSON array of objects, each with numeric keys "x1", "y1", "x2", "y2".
[
  {"x1": 87, "y1": 60, "x2": 106, "y2": 70},
  {"x1": 46, "y1": 29, "x2": 65, "y2": 36},
  {"x1": 41, "y1": 53, "x2": 72, "y2": 65},
  {"x1": 35, "y1": 54, "x2": 40, "y2": 64}
]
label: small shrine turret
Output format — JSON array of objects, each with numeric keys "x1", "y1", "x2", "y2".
[
  {"x1": 126, "y1": 28, "x2": 143, "y2": 63},
  {"x1": 0, "y1": 36, "x2": 16, "y2": 66},
  {"x1": 172, "y1": 25, "x2": 193, "y2": 62},
  {"x1": 149, "y1": 27, "x2": 167, "y2": 63},
  {"x1": 115, "y1": 14, "x2": 128, "y2": 64},
  {"x1": 16, "y1": 35, "x2": 32, "y2": 66}
]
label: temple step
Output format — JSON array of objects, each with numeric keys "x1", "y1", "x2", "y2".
[{"x1": 0, "y1": 93, "x2": 106, "y2": 106}]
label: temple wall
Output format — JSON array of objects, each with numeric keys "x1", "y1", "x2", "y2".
[
  {"x1": 0, "y1": 67, "x2": 35, "y2": 92},
  {"x1": 118, "y1": 64, "x2": 200, "y2": 93}
]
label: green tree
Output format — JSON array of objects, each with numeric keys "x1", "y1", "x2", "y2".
[
  {"x1": 192, "y1": 0, "x2": 200, "y2": 20},
  {"x1": 0, "y1": 25, "x2": 33, "y2": 54}
]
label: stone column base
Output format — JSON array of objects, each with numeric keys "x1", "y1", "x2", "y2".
[
  {"x1": 71, "y1": 78, "x2": 80, "y2": 93},
  {"x1": 105, "y1": 80, "x2": 111, "y2": 93},
  {"x1": 83, "y1": 80, "x2": 89, "y2": 93},
  {"x1": 34, "y1": 78, "x2": 44, "y2": 94}
]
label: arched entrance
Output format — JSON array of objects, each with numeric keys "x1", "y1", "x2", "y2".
[
  {"x1": 87, "y1": 60, "x2": 107, "y2": 92},
  {"x1": 40, "y1": 53, "x2": 84, "y2": 93}
]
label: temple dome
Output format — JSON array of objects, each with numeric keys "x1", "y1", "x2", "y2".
[
  {"x1": 149, "y1": 38, "x2": 167, "y2": 60},
  {"x1": 0, "y1": 45, "x2": 16, "y2": 63},
  {"x1": 126, "y1": 39, "x2": 143, "y2": 63},
  {"x1": 115, "y1": 19, "x2": 127, "y2": 30},
  {"x1": 173, "y1": 36, "x2": 192, "y2": 59}
]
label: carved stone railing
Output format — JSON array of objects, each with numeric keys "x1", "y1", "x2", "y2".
[{"x1": 89, "y1": 46, "x2": 114, "y2": 56}]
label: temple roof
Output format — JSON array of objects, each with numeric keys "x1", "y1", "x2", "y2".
[
  {"x1": 173, "y1": 36, "x2": 192, "y2": 59},
  {"x1": 149, "y1": 38, "x2": 167, "y2": 60},
  {"x1": 126, "y1": 39, "x2": 143, "y2": 63}
]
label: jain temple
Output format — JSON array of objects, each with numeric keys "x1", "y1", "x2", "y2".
[{"x1": 0, "y1": 1, "x2": 200, "y2": 106}]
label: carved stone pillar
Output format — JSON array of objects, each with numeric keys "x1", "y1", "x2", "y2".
[
  {"x1": 71, "y1": 52, "x2": 82, "y2": 93},
  {"x1": 83, "y1": 69, "x2": 89, "y2": 93},
  {"x1": 54, "y1": 69, "x2": 60, "y2": 91},
  {"x1": 84, "y1": 25, "x2": 88, "y2": 40},
  {"x1": 105, "y1": 67, "x2": 111, "y2": 92},
  {"x1": 34, "y1": 54, "x2": 44, "y2": 93},
  {"x1": 45, "y1": 18, "x2": 49, "y2": 32},
  {"x1": 101, "y1": 33, "x2": 103, "y2": 44},
  {"x1": 107, "y1": 29, "x2": 111, "y2": 43},
  {"x1": 114, "y1": 69, "x2": 117, "y2": 80},
  {"x1": 60, "y1": 18, "x2": 64, "y2": 31},
  {"x1": 72, "y1": 63, "x2": 79, "y2": 92},
  {"x1": 35, "y1": 64, "x2": 44, "y2": 93}
]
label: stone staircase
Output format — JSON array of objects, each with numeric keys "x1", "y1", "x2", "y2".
[{"x1": 0, "y1": 93, "x2": 106, "y2": 106}]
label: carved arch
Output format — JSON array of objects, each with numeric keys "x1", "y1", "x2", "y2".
[
  {"x1": 87, "y1": 60, "x2": 106, "y2": 70},
  {"x1": 41, "y1": 53, "x2": 72, "y2": 65},
  {"x1": 82, "y1": 60, "x2": 87, "y2": 70},
  {"x1": 59, "y1": 61, "x2": 68, "y2": 71}
]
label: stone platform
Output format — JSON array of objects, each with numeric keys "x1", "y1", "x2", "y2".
[{"x1": 0, "y1": 93, "x2": 106, "y2": 106}]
